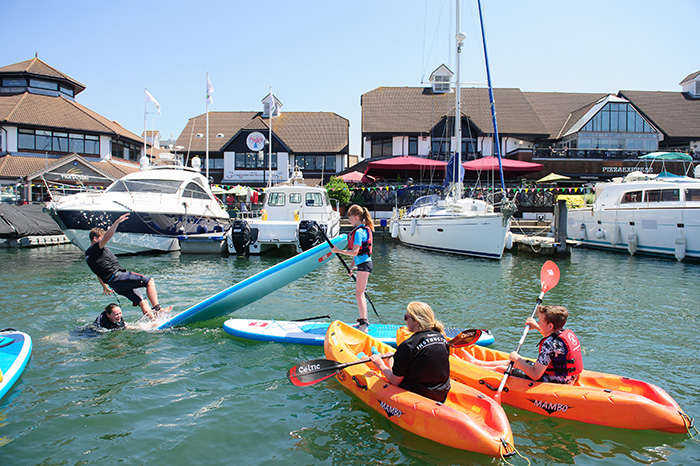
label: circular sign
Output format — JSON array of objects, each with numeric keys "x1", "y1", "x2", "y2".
[{"x1": 246, "y1": 132, "x2": 266, "y2": 151}]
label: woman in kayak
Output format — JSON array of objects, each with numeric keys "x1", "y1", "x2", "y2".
[
  {"x1": 466, "y1": 304, "x2": 583, "y2": 384},
  {"x1": 331, "y1": 204, "x2": 374, "y2": 332},
  {"x1": 369, "y1": 301, "x2": 451, "y2": 402}
]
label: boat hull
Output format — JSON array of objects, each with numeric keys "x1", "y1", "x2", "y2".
[
  {"x1": 448, "y1": 344, "x2": 690, "y2": 433},
  {"x1": 394, "y1": 213, "x2": 509, "y2": 259},
  {"x1": 324, "y1": 321, "x2": 514, "y2": 456}
]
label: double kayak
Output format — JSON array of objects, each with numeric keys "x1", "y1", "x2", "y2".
[
  {"x1": 446, "y1": 343, "x2": 692, "y2": 433},
  {"x1": 223, "y1": 318, "x2": 495, "y2": 348},
  {"x1": 324, "y1": 321, "x2": 514, "y2": 457},
  {"x1": 0, "y1": 330, "x2": 32, "y2": 402}
]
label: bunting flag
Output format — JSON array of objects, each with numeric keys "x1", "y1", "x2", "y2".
[
  {"x1": 206, "y1": 76, "x2": 214, "y2": 104},
  {"x1": 145, "y1": 90, "x2": 161, "y2": 115}
]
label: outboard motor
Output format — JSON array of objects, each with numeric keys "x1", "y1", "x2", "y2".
[
  {"x1": 298, "y1": 220, "x2": 324, "y2": 251},
  {"x1": 230, "y1": 219, "x2": 251, "y2": 255}
]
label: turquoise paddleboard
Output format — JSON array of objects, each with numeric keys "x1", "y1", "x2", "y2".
[
  {"x1": 157, "y1": 235, "x2": 348, "y2": 329},
  {"x1": 222, "y1": 318, "x2": 495, "y2": 348},
  {"x1": 0, "y1": 330, "x2": 32, "y2": 402}
]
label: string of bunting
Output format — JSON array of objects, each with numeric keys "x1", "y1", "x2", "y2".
[{"x1": 347, "y1": 185, "x2": 595, "y2": 194}]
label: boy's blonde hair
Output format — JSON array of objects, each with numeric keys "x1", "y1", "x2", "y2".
[{"x1": 537, "y1": 305, "x2": 569, "y2": 331}]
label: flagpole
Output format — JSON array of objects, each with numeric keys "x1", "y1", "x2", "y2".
[
  {"x1": 268, "y1": 87, "x2": 273, "y2": 188},
  {"x1": 143, "y1": 87, "x2": 148, "y2": 165},
  {"x1": 205, "y1": 72, "x2": 210, "y2": 180}
]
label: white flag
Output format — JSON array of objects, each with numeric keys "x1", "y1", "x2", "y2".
[
  {"x1": 145, "y1": 90, "x2": 161, "y2": 115},
  {"x1": 206, "y1": 76, "x2": 214, "y2": 105},
  {"x1": 269, "y1": 95, "x2": 277, "y2": 117}
]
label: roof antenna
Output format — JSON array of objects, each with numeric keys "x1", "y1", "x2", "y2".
[{"x1": 35, "y1": 52, "x2": 38, "y2": 58}]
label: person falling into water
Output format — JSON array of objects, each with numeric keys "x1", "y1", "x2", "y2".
[
  {"x1": 331, "y1": 204, "x2": 374, "y2": 332},
  {"x1": 85, "y1": 213, "x2": 172, "y2": 321},
  {"x1": 93, "y1": 303, "x2": 128, "y2": 330}
]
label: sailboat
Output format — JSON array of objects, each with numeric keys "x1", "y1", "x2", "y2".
[{"x1": 390, "y1": 0, "x2": 515, "y2": 260}]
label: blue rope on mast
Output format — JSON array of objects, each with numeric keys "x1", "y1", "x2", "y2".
[{"x1": 477, "y1": 0, "x2": 506, "y2": 193}]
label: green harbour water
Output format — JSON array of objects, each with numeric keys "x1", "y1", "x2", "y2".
[{"x1": 0, "y1": 240, "x2": 698, "y2": 465}]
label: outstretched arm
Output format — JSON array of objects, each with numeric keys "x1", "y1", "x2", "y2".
[
  {"x1": 98, "y1": 213, "x2": 130, "y2": 249},
  {"x1": 97, "y1": 277, "x2": 113, "y2": 295}
]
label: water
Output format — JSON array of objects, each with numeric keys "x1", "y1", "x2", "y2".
[{"x1": 1, "y1": 241, "x2": 698, "y2": 465}]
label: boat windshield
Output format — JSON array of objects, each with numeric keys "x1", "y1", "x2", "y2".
[
  {"x1": 408, "y1": 195, "x2": 442, "y2": 213},
  {"x1": 107, "y1": 179, "x2": 182, "y2": 194}
]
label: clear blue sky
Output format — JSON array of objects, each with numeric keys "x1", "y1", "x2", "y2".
[{"x1": 2, "y1": 0, "x2": 698, "y2": 157}]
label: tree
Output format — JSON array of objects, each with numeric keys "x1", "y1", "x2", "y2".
[{"x1": 325, "y1": 176, "x2": 351, "y2": 206}]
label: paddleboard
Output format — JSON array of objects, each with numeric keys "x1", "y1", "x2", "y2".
[
  {"x1": 222, "y1": 318, "x2": 495, "y2": 348},
  {"x1": 156, "y1": 234, "x2": 348, "y2": 329},
  {"x1": 0, "y1": 330, "x2": 32, "y2": 402}
]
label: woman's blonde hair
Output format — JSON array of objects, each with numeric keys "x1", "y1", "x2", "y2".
[
  {"x1": 406, "y1": 301, "x2": 445, "y2": 334},
  {"x1": 347, "y1": 204, "x2": 374, "y2": 231}
]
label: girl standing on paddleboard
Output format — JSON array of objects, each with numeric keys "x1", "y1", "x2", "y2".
[{"x1": 332, "y1": 204, "x2": 374, "y2": 332}]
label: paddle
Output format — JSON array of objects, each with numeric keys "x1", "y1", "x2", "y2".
[
  {"x1": 314, "y1": 221, "x2": 379, "y2": 319},
  {"x1": 494, "y1": 260, "x2": 560, "y2": 401},
  {"x1": 287, "y1": 328, "x2": 482, "y2": 387}
]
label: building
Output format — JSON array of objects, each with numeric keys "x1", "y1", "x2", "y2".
[
  {"x1": 176, "y1": 94, "x2": 349, "y2": 186},
  {"x1": 361, "y1": 65, "x2": 700, "y2": 180},
  {"x1": 0, "y1": 57, "x2": 146, "y2": 201}
]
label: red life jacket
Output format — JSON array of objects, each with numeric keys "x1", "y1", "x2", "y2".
[
  {"x1": 539, "y1": 329, "x2": 583, "y2": 378},
  {"x1": 348, "y1": 225, "x2": 372, "y2": 257}
]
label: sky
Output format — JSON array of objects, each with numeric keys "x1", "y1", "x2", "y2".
[{"x1": 2, "y1": 0, "x2": 698, "y2": 157}]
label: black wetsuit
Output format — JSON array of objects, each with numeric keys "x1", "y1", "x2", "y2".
[
  {"x1": 94, "y1": 311, "x2": 125, "y2": 330},
  {"x1": 391, "y1": 329, "x2": 451, "y2": 402}
]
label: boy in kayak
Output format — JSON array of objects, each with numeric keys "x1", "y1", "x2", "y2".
[
  {"x1": 369, "y1": 302, "x2": 451, "y2": 402},
  {"x1": 467, "y1": 305, "x2": 583, "y2": 384},
  {"x1": 85, "y1": 213, "x2": 172, "y2": 321}
]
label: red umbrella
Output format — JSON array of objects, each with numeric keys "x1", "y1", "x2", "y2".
[
  {"x1": 337, "y1": 171, "x2": 375, "y2": 184},
  {"x1": 462, "y1": 157, "x2": 543, "y2": 173},
  {"x1": 365, "y1": 156, "x2": 447, "y2": 179}
]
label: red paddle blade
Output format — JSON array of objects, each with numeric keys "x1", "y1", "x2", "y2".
[
  {"x1": 287, "y1": 358, "x2": 343, "y2": 387},
  {"x1": 540, "y1": 260, "x2": 560, "y2": 293}
]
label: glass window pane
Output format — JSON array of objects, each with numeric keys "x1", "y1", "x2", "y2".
[
  {"x1": 609, "y1": 112, "x2": 618, "y2": 132},
  {"x1": 69, "y1": 137, "x2": 84, "y2": 153},
  {"x1": 621, "y1": 191, "x2": 642, "y2": 203},
  {"x1": 235, "y1": 153, "x2": 245, "y2": 168},
  {"x1": 635, "y1": 114, "x2": 644, "y2": 132},
  {"x1": 685, "y1": 189, "x2": 700, "y2": 201},
  {"x1": 289, "y1": 193, "x2": 302, "y2": 204},
  {"x1": 601, "y1": 112, "x2": 609, "y2": 132},
  {"x1": 661, "y1": 189, "x2": 680, "y2": 202},
  {"x1": 36, "y1": 134, "x2": 52, "y2": 150},
  {"x1": 645, "y1": 189, "x2": 660, "y2": 202},
  {"x1": 268, "y1": 192, "x2": 285, "y2": 206},
  {"x1": 618, "y1": 111, "x2": 627, "y2": 132},
  {"x1": 305, "y1": 192, "x2": 322, "y2": 207},
  {"x1": 29, "y1": 79, "x2": 58, "y2": 90},
  {"x1": 18, "y1": 132, "x2": 34, "y2": 149}
]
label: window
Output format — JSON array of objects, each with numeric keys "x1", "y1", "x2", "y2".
[
  {"x1": 431, "y1": 138, "x2": 450, "y2": 157},
  {"x1": 267, "y1": 192, "x2": 285, "y2": 206},
  {"x1": 85, "y1": 135, "x2": 99, "y2": 155},
  {"x1": 408, "y1": 137, "x2": 418, "y2": 155},
  {"x1": 69, "y1": 134, "x2": 84, "y2": 153},
  {"x1": 289, "y1": 193, "x2": 302, "y2": 204},
  {"x1": 661, "y1": 189, "x2": 680, "y2": 202},
  {"x1": 112, "y1": 139, "x2": 141, "y2": 161},
  {"x1": 305, "y1": 192, "x2": 322, "y2": 207},
  {"x1": 60, "y1": 86, "x2": 74, "y2": 97},
  {"x1": 371, "y1": 138, "x2": 392, "y2": 157},
  {"x1": 433, "y1": 75, "x2": 450, "y2": 93},
  {"x1": 644, "y1": 189, "x2": 661, "y2": 203},
  {"x1": 294, "y1": 155, "x2": 335, "y2": 171},
  {"x1": 107, "y1": 179, "x2": 181, "y2": 194},
  {"x1": 686, "y1": 189, "x2": 700, "y2": 201},
  {"x1": 17, "y1": 128, "x2": 100, "y2": 154},
  {"x1": 29, "y1": 79, "x2": 58, "y2": 91},
  {"x1": 182, "y1": 182, "x2": 210, "y2": 200},
  {"x1": 621, "y1": 191, "x2": 642, "y2": 203},
  {"x1": 2, "y1": 78, "x2": 26, "y2": 87},
  {"x1": 52, "y1": 132, "x2": 68, "y2": 152},
  {"x1": 36, "y1": 130, "x2": 52, "y2": 151},
  {"x1": 235, "y1": 152, "x2": 277, "y2": 170},
  {"x1": 18, "y1": 129, "x2": 34, "y2": 149}
]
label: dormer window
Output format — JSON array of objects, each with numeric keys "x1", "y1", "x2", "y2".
[
  {"x1": 216, "y1": 133, "x2": 225, "y2": 138},
  {"x1": 262, "y1": 93, "x2": 282, "y2": 118},
  {"x1": 680, "y1": 70, "x2": 700, "y2": 98},
  {"x1": 195, "y1": 133, "x2": 203, "y2": 138},
  {"x1": 429, "y1": 64, "x2": 454, "y2": 94}
]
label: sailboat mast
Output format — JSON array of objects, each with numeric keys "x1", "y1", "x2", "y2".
[
  {"x1": 477, "y1": 0, "x2": 506, "y2": 192},
  {"x1": 454, "y1": 0, "x2": 465, "y2": 200}
]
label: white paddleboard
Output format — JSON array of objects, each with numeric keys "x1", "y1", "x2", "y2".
[
  {"x1": 222, "y1": 318, "x2": 495, "y2": 348},
  {"x1": 156, "y1": 235, "x2": 348, "y2": 329},
  {"x1": 0, "y1": 330, "x2": 32, "y2": 402}
]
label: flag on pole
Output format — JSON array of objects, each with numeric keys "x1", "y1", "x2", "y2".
[
  {"x1": 269, "y1": 95, "x2": 277, "y2": 117},
  {"x1": 145, "y1": 90, "x2": 161, "y2": 115},
  {"x1": 206, "y1": 76, "x2": 214, "y2": 105}
]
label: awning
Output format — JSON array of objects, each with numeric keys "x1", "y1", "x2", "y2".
[
  {"x1": 337, "y1": 171, "x2": 375, "y2": 184},
  {"x1": 536, "y1": 173, "x2": 571, "y2": 183},
  {"x1": 364, "y1": 156, "x2": 447, "y2": 179},
  {"x1": 638, "y1": 152, "x2": 693, "y2": 162},
  {"x1": 462, "y1": 157, "x2": 544, "y2": 174}
]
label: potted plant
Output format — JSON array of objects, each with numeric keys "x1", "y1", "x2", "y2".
[{"x1": 325, "y1": 177, "x2": 351, "y2": 215}]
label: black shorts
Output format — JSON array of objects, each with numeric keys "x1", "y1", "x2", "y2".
[
  {"x1": 109, "y1": 271, "x2": 151, "y2": 306},
  {"x1": 356, "y1": 261, "x2": 373, "y2": 273}
]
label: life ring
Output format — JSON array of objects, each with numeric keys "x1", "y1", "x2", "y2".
[
  {"x1": 410, "y1": 217, "x2": 417, "y2": 236},
  {"x1": 675, "y1": 236, "x2": 686, "y2": 261},
  {"x1": 627, "y1": 232, "x2": 638, "y2": 255}
]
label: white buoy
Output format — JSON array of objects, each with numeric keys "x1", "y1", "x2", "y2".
[
  {"x1": 410, "y1": 217, "x2": 417, "y2": 236},
  {"x1": 675, "y1": 236, "x2": 686, "y2": 261},
  {"x1": 390, "y1": 221, "x2": 399, "y2": 238},
  {"x1": 579, "y1": 223, "x2": 587, "y2": 240},
  {"x1": 609, "y1": 225, "x2": 620, "y2": 247},
  {"x1": 595, "y1": 228, "x2": 604, "y2": 239},
  {"x1": 505, "y1": 231, "x2": 513, "y2": 250},
  {"x1": 627, "y1": 232, "x2": 638, "y2": 255}
]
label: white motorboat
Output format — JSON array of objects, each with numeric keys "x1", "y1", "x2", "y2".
[
  {"x1": 227, "y1": 170, "x2": 341, "y2": 255},
  {"x1": 390, "y1": 0, "x2": 515, "y2": 260},
  {"x1": 47, "y1": 157, "x2": 231, "y2": 254},
  {"x1": 567, "y1": 169, "x2": 700, "y2": 261}
]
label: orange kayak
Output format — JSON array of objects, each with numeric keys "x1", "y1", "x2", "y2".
[
  {"x1": 396, "y1": 326, "x2": 691, "y2": 433},
  {"x1": 324, "y1": 321, "x2": 515, "y2": 457}
]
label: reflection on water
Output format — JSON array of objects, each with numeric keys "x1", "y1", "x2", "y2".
[{"x1": 0, "y1": 242, "x2": 698, "y2": 465}]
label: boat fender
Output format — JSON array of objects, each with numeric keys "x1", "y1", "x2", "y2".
[
  {"x1": 579, "y1": 223, "x2": 587, "y2": 240},
  {"x1": 595, "y1": 228, "x2": 604, "y2": 239},
  {"x1": 609, "y1": 225, "x2": 620, "y2": 247},
  {"x1": 298, "y1": 220, "x2": 323, "y2": 251},
  {"x1": 627, "y1": 232, "x2": 638, "y2": 255},
  {"x1": 504, "y1": 231, "x2": 513, "y2": 250},
  {"x1": 674, "y1": 236, "x2": 686, "y2": 261},
  {"x1": 390, "y1": 221, "x2": 399, "y2": 238},
  {"x1": 230, "y1": 219, "x2": 251, "y2": 255},
  {"x1": 410, "y1": 217, "x2": 417, "y2": 236}
]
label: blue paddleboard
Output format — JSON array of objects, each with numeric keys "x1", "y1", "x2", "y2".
[
  {"x1": 222, "y1": 318, "x2": 495, "y2": 348},
  {"x1": 157, "y1": 235, "x2": 348, "y2": 329},
  {"x1": 0, "y1": 330, "x2": 32, "y2": 402}
]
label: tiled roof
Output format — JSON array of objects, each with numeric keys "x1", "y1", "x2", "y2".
[
  {"x1": 679, "y1": 70, "x2": 700, "y2": 85},
  {"x1": 176, "y1": 111, "x2": 349, "y2": 154},
  {"x1": 619, "y1": 90, "x2": 700, "y2": 138},
  {"x1": 0, "y1": 153, "x2": 139, "y2": 181},
  {"x1": 0, "y1": 58, "x2": 86, "y2": 94},
  {"x1": 0, "y1": 92, "x2": 142, "y2": 143},
  {"x1": 92, "y1": 158, "x2": 140, "y2": 179},
  {"x1": 361, "y1": 87, "x2": 549, "y2": 136},
  {"x1": 522, "y1": 92, "x2": 607, "y2": 139}
]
